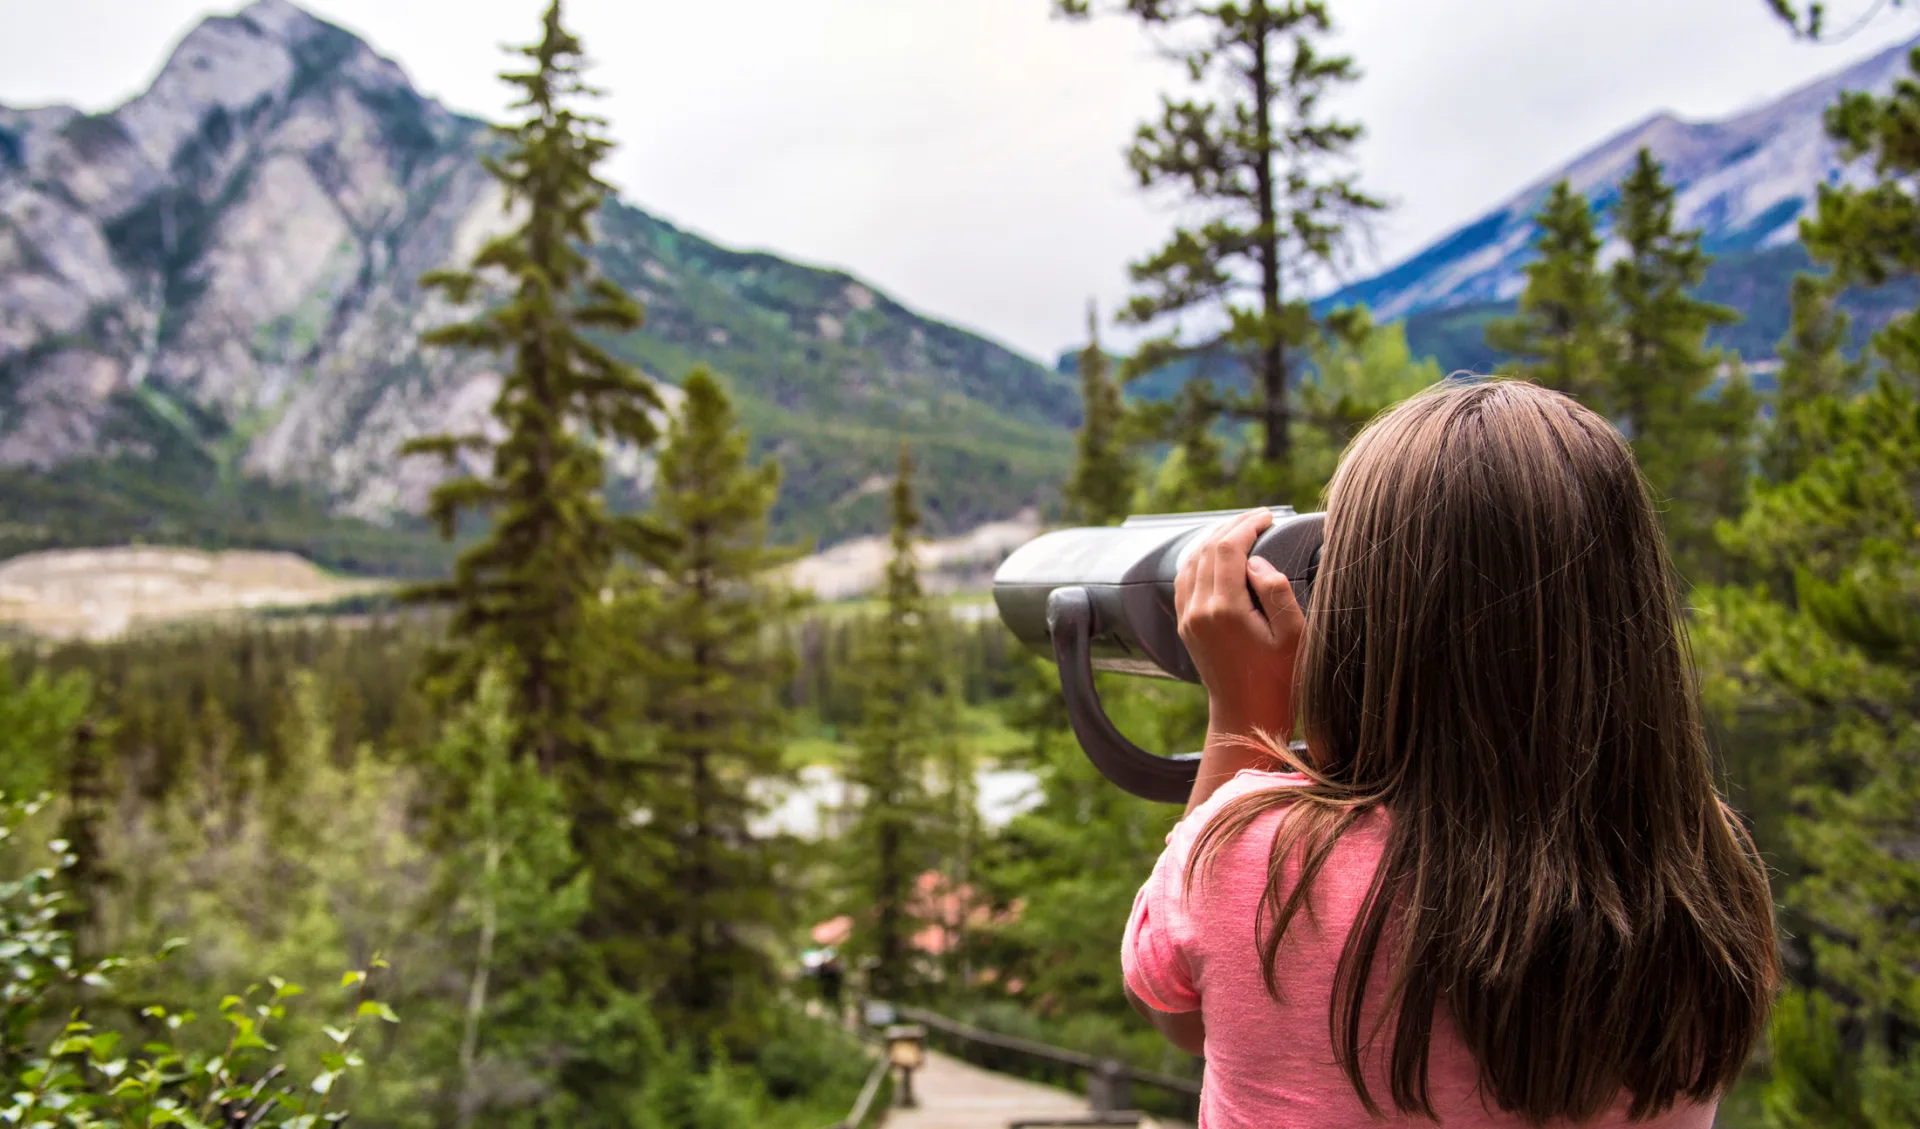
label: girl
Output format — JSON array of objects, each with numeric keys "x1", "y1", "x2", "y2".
[{"x1": 1123, "y1": 379, "x2": 1778, "y2": 1126}]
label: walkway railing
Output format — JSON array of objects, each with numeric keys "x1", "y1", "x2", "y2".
[
  {"x1": 892, "y1": 1004, "x2": 1201, "y2": 1121},
  {"x1": 824, "y1": 1053, "x2": 893, "y2": 1129}
]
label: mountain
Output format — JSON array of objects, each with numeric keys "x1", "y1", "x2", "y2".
[
  {"x1": 1331, "y1": 33, "x2": 1920, "y2": 325},
  {"x1": 1062, "y1": 36, "x2": 1920, "y2": 397},
  {"x1": 0, "y1": 0, "x2": 1074, "y2": 574}
]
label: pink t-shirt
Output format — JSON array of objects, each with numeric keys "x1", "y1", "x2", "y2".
[{"x1": 1123, "y1": 770, "x2": 1720, "y2": 1128}]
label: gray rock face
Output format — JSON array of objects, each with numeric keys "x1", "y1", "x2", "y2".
[
  {"x1": 0, "y1": 0, "x2": 1074, "y2": 542},
  {"x1": 1333, "y1": 34, "x2": 1920, "y2": 320},
  {"x1": 0, "y1": 0, "x2": 502, "y2": 516}
]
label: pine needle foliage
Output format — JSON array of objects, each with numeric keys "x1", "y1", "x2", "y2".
[{"x1": 402, "y1": 0, "x2": 662, "y2": 774}]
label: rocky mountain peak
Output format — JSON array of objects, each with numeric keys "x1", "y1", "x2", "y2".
[
  {"x1": 9, "y1": 1, "x2": 445, "y2": 222},
  {"x1": 1332, "y1": 33, "x2": 1920, "y2": 321},
  {"x1": 0, "y1": 2, "x2": 1072, "y2": 561}
]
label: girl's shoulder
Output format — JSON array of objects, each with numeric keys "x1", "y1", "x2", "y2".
[
  {"x1": 1167, "y1": 769, "x2": 1316, "y2": 852},
  {"x1": 1167, "y1": 770, "x2": 1388, "y2": 923}
]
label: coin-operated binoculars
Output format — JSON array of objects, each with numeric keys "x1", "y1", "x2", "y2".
[{"x1": 992, "y1": 507, "x2": 1324, "y2": 804}]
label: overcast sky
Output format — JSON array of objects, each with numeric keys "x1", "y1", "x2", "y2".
[{"x1": 1, "y1": 0, "x2": 1916, "y2": 360}]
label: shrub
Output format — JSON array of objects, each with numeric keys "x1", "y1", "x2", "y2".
[{"x1": 0, "y1": 796, "x2": 394, "y2": 1128}]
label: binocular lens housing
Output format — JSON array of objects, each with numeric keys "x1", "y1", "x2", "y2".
[
  {"x1": 990, "y1": 507, "x2": 1325, "y2": 804},
  {"x1": 993, "y1": 507, "x2": 1324, "y2": 683}
]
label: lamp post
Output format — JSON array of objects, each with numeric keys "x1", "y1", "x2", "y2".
[{"x1": 886, "y1": 1023, "x2": 927, "y2": 1108}]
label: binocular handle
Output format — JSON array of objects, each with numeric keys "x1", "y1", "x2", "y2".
[{"x1": 1047, "y1": 586, "x2": 1200, "y2": 804}]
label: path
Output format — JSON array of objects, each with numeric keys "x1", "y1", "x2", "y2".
[{"x1": 885, "y1": 1051, "x2": 1189, "y2": 1129}]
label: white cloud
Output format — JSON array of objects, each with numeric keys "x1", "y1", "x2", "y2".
[{"x1": 1, "y1": 0, "x2": 1915, "y2": 360}]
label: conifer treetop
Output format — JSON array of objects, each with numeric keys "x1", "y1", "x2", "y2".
[
  {"x1": 1484, "y1": 179, "x2": 1612, "y2": 403},
  {"x1": 1610, "y1": 149, "x2": 1740, "y2": 406},
  {"x1": 401, "y1": 0, "x2": 662, "y2": 773},
  {"x1": 1067, "y1": 302, "x2": 1137, "y2": 525},
  {"x1": 625, "y1": 366, "x2": 800, "y2": 1042},
  {"x1": 1056, "y1": 0, "x2": 1385, "y2": 471},
  {"x1": 1802, "y1": 55, "x2": 1920, "y2": 377},
  {"x1": 886, "y1": 444, "x2": 924, "y2": 614}
]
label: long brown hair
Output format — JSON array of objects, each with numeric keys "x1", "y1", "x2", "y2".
[{"x1": 1190, "y1": 379, "x2": 1778, "y2": 1122}]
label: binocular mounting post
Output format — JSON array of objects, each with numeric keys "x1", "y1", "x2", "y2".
[{"x1": 1046, "y1": 586, "x2": 1201, "y2": 804}]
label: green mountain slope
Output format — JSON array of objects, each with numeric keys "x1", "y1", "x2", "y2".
[{"x1": 591, "y1": 204, "x2": 1074, "y2": 544}]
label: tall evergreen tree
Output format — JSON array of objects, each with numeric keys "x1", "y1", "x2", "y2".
[
  {"x1": 1608, "y1": 148, "x2": 1755, "y2": 580},
  {"x1": 627, "y1": 369, "x2": 800, "y2": 1044},
  {"x1": 1804, "y1": 49, "x2": 1920, "y2": 381},
  {"x1": 844, "y1": 446, "x2": 939, "y2": 1000},
  {"x1": 1711, "y1": 42, "x2": 1920, "y2": 1127},
  {"x1": 1066, "y1": 303, "x2": 1136, "y2": 526},
  {"x1": 402, "y1": 0, "x2": 660, "y2": 777},
  {"x1": 1057, "y1": 0, "x2": 1385, "y2": 475},
  {"x1": 396, "y1": 3, "x2": 669, "y2": 1054},
  {"x1": 1704, "y1": 381, "x2": 1920, "y2": 1129},
  {"x1": 1485, "y1": 180, "x2": 1612, "y2": 402}
]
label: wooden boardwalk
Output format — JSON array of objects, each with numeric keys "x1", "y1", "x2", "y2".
[{"x1": 884, "y1": 1051, "x2": 1189, "y2": 1129}]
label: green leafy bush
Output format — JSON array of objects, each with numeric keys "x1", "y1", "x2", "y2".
[{"x1": 0, "y1": 796, "x2": 394, "y2": 1128}]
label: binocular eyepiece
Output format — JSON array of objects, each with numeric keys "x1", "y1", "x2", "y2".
[{"x1": 992, "y1": 507, "x2": 1325, "y2": 803}]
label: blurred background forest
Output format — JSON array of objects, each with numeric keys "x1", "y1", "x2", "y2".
[{"x1": 3, "y1": 0, "x2": 1920, "y2": 1126}]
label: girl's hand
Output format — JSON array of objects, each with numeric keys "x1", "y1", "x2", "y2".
[{"x1": 1174, "y1": 509, "x2": 1306, "y2": 798}]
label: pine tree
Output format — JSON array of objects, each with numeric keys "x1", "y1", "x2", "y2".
[
  {"x1": 1704, "y1": 382, "x2": 1920, "y2": 1129},
  {"x1": 1702, "y1": 44, "x2": 1920, "y2": 1127},
  {"x1": 1608, "y1": 148, "x2": 1754, "y2": 581},
  {"x1": 1803, "y1": 51, "x2": 1920, "y2": 381},
  {"x1": 1057, "y1": 0, "x2": 1385, "y2": 475},
  {"x1": 402, "y1": 0, "x2": 660, "y2": 777},
  {"x1": 627, "y1": 369, "x2": 800, "y2": 1044},
  {"x1": 1065, "y1": 302, "x2": 1136, "y2": 526},
  {"x1": 1765, "y1": 273, "x2": 1863, "y2": 485},
  {"x1": 424, "y1": 669, "x2": 590, "y2": 1129},
  {"x1": 844, "y1": 446, "x2": 940, "y2": 1000},
  {"x1": 1000, "y1": 298, "x2": 1148, "y2": 973},
  {"x1": 1485, "y1": 180, "x2": 1612, "y2": 402}
]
